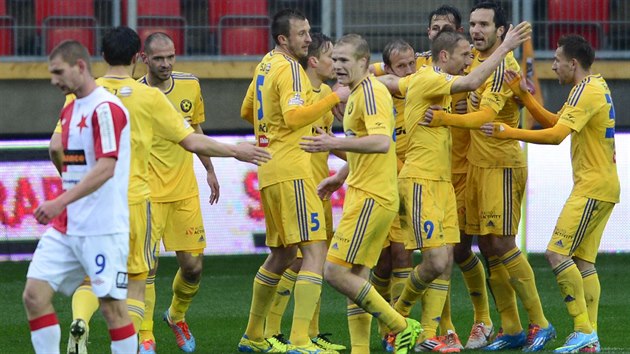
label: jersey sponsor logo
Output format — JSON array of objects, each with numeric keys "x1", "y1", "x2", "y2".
[
  {"x1": 92, "y1": 278, "x2": 104, "y2": 286},
  {"x1": 395, "y1": 126, "x2": 406, "y2": 136},
  {"x1": 180, "y1": 99, "x2": 193, "y2": 113},
  {"x1": 258, "y1": 122, "x2": 268, "y2": 133},
  {"x1": 331, "y1": 242, "x2": 339, "y2": 250},
  {"x1": 63, "y1": 150, "x2": 86, "y2": 165},
  {"x1": 185, "y1": 226, "x2": 204, "y2": 236},
  {"x1": 555, "y1": 239, "x2": 563, "y2": 247},
  {"x1": 116, "y1": 272, "x2": 128, "y2": 289},
  {"x1": 344, "y1": 129, "x2": 356, "y2": 137},
  {"x1": 258, "y1": 134, "x2": 269, "y2": 147},
  {"x1": 288, "y1": 93, "x2": 304, "y2": 106}
]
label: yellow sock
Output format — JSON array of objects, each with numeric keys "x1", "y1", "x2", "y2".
[
  {"x1": 488, "y1": 256, "x2": 522, "y2": 335},
  {"x1": 308, "y1": 297, "x2": 321, "y2": 339},
  {"x1": 458, "y1": 253, "x2": 492, "y2": 325},
  {"x1": 289, "y1": 271, "x2": 322, "y2": 346},
  {"x1": 369, "y1": 271, "x2": 391, "y2": 303},
  {"x1": 264, "y1": 268, "x2": 297, "y2": 337},
  {"x1": 139, "y1": 275, "x2": 156, "y2": 342},
  {"x1": 438, "y1": 285, "x2": 455, "y2": 334},
  {"x1": 72, "y1": 284, "x2": 99, "y2": 329},
  {"x1": 394, "y1": 268, "x2": 428, "y2": 317},
  {"x1": 419, "y1": 279, "x2": 449, "y2": 341},
  {"x1": 355, "y1": 281, "x2": 406, "y2": 333},
  {"x1": 391, "y1": 267, "x2": 412, "y2": 304},
  {"x1": 169, "y1": 269, "x2": 200, "y2": 323},
  {"x1": 245, "y1": 267, "x2": 281, "y2": 340},
  {"x1": 501, "y1": 248, "x2": 548, "y2": 327},
  {"x1": 581, "y1": 268, "x2": 600, "y2": 331},
  {"x1": 127, "y1": 298, "x2": 144, "y2": 332},
  {"x1": 553, "y1": 260, "x2": 592, "y2": 333},
  {"x1": 347, "y1": 303, "x2": 371, "y2": 354}
]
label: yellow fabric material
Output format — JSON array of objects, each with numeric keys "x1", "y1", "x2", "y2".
[
  {"x1": 347, "y1": 303, "x2": 371, "y2": 354},
  {"x1": 246, "y1": 267, "x2": 281, "y2": 340},
  {"x1": 581, "y1": 270, "x2": 600, "y2": 331},
  {"x1": 264, "y1": 268, "x2": 297, "y2": 337},
  {"x1": 420, "y1": 279, "x2": 449, "y2": 341},
  {"x1": 139, "y1": 275, "x2": 156, "y2": 341},
  {"x1": 310, "y1": 84, "x2": 335, "y2": 185},
  {"x1": 394, "y1": 270, "x2": 429, "y2": 317},
  {"x1": 438, "y1": 286, "x2": 455, "y2": 334},
  {"x1": 488, "y1": 256, "x2": 522, "y2": 335},
  {"x1": 170, "y1": 269, "x2": 200, "y2": 323},
  {"x1": 554, "y1": 261, "x2": 592, "y2": 333},
  {"x1": 127, "y1": 298, "x2": 145, "y2": 333},
  {"x1": 458, "y1": 253, "x2": 492, "y2": 325},
  {"x1": 72, "y1": 284, "x2": 99, "y2": 328},
  {"x1": 289, "y1": 271, "x2": 323, "y2": 346}
]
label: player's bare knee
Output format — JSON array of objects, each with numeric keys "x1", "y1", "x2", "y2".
[
  {"x1": 99, "y1": 298, "x2": 128, "y2": 326},
  {"x1": 544, "y1": 249, "x2": 564, "y2": 268},
  {"x1": 453, "y1": 242, "x2": 472, "y2": 264},
  {"x1": 22, "y1": 287, "x2": 45, "y2": 311}
]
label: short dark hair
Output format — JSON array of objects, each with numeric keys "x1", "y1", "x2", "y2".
[
  {"x1": 471, "y1": 1, "x2": 508, "y2": 40},
  {"x1": 102, "y1": 26, "x2": 141, "y2": 66},
  {"x1": 49, "y1": 40, "x2": 92, "y2": 72},
  {"x1": 428, "y1": 5, "x2": 462, "y2": 29},
  {"x1": 432, "y1": 28, "x2": 468, "y2": 62},
  {"x1": 144, "y1": 32, "x2": 174, "y2": 54},
  {"x1": 558, "y1": 34, "x2": 595, "y2": 70},
  {"x1": 299, "y1": 32, "x2": 332, "y2": 69},
  {"x1": 271, "y1": 9, "x2": 307, "y2": 45},
  {"x1": 382, "y1": 39, "x2": 414, "y2": 67}
]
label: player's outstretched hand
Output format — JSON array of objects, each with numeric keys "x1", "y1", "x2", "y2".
[
  {"x1": 300, "y1": 127, "x2": 336, "y2": 153},
  {"x1": 420, "y1": 105, "x2": 444, "y2": 127},
  {"x1": 480, "y1": 122, "x2": 510, "y2": 139},
  {"x1": 502, "y1": 21, "x2": 532, "y2": 51},
  {"x1": 504, "y1": 70, "x2": 527, "y2": 96},
  {"x1": 34, "y1": 199, "x2": 64, "y2": 225},
  {"x1": 206, "y1": 171, "x2": 220, "y2": 205},
  {"x1": 317, "y1": 175, "x2": 344, "y2": 200},
  {"x1": 235, "y1": 142, "x2": 271, "y2": 165}
]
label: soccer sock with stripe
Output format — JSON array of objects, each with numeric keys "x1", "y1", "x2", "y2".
[
  {"x1": 553, "y1": 259, "x2": 593, "y2": 333},
  {"x1": 29, "y1": 313, "x2": 60, "y2": 354},
  {"x1": 72, "y1": 283, "x2": 99, "y2": 329},
  {"x1": 437, "y1": 284, "x2": 456, "y2": 334},
  {"x1": 264, "y1": 268, "x2": 297, "y2": 337},
  {"x1": 169, "y1": 269, "x2": 200, "y2": 323},
  {"x1": 391, "y1": 267, "x2": 412, "y2": 304},
  {"x1": 347, "y1": 303, "x2": 371, "y2": 353},
  {"x1": 581, "y1": 268, "x2": 600, "y2": 331},
  {"x1": 487, "y1": 256, "x2": 522, "y2": 335},
  {"x1": 355, "y1": 281, "x2": 407, "y2": 333},
  {"x1": 419, "y1": 279, "x2": 450, "y2": 341},
  {"x1": 308, "y1": 295, "x2": 322, "y2": 339},
  {"x1": 394, "y1": 267, "x2": 429, "y2": 317},
  {"x1": 138, "y1": 275, "x2": 156, "y2": 342},
  {"x1": 126, "y1": 298, "x2": 145, "y2": 332},
  {"x1": 370, "y1": 271, "x2": 392, "y2": 337},
  {"x1": 245, "y1": 267, "x2": 281, "y2": 341},
  {"x1": 109, "y1": 323, "x2": 137, "y2": 354},
  {"x1": 289, "y1": 271, "x2": 322, "y2": 346},
  {"x1": 458, "y1": 253, "x2": 492, "y2": 325},
  {"x1": 501, "y1": 247, "x2": 549, "y2": 327}
]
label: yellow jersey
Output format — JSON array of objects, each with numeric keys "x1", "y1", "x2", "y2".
[
  {"x1": 344, "y1": 76, "x2": 398, "y2": 211},
  {"x1": 557, "y1": 74, "x2": 620, "y2": 203},
  {"x1": 243, "y1": 50, "x2": 315, "y2": 189},
  {"x1": 139, "y1": 71, "x2": 205, "y2": 202},
  {"x1": 310, "y1": 83, "x2": 335, "y2": 185},
  {"x1": 467, "y1": 51, "x2": 526, "y2": 168},
  {"x1": 392, "y1": 91, "x2": 408, "y2": 163},
  {"x1": 400, "y1": 65, "x2": 460, "y2": 182}
]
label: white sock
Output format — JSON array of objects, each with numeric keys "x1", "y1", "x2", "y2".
[{"x1": 31, "y1": 324, "x2": 61, "y2": 354}]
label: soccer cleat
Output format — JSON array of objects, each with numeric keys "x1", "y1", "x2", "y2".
[
  {"x1": 523, "y1": 323, "x2": 556, "y2": 352},
  {"x1": 465, "y1": 322, "x2": 494, "y2": 349},
  {"x1": 553, "y1": 331, "x2": 598, "y2": 353},
  {"x1": 67, "y1": 319, "x2": 88, "y2": 354},
  {"x1": 441, "y1": 330, "x2": 464, "y2": 351},
  {"x1": 138, "y1": 339, "x2": 156, "y2": 354},
  {"x1": 394, "y1": 318, "x2": 423, "y2": 354},
  {"x1": 238, "y1": 334, "x2": 286, "y2": 353},
  {"x1": 286, "y1": 342, "x2": 339, "y2": 354},
  {"x1": 483, "y1": 330, "x2": 526, "y2": 351},
  {"x1": 163, "y1": 310, "x2": 196, "y2": 352},
  {"x1": 383, "y1": 333, "x2": 396, "y2": 352},
  {"x1": 579, "y1": 341, "x2": 601, "y2": 353},
  {"x1": 312, "y1": 333, "x2": 346, "y2": 351},
  {"x1": 267, "y1": 334, "x2": 290, "y2": 352},
  {"x1": 414, "y1": 336, "x2": 460, "y2": 352}
]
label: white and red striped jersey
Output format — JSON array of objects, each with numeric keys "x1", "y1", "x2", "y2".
[{"x1": 52, "y1": 86, "x2": 131, "y2": 236}]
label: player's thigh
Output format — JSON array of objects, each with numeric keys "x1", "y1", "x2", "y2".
[
  {"x1": 452, "y1": 172, "x2": 467, "y2": 231},
  {"x1": 162, "y1": 196, "x2": 206, "y2": 252},
  {"x1": 26, "y1": 228, "x2": 85, "y2": 296},
  {"x1": 261, "y1": 179, "x2": 326, "y2": 247},
  {"x1": 548, "y1": 195, "x2": 615, "y2": 264},
  {"x1": 128, "y1": 201, "x2": 152, "y2": 275},
  {"x1": 328, "y1": 187, "x2": 396, "y2": 268},
  {"x1": 76, "y1": 233, "x2": 129, "y2": 300}
]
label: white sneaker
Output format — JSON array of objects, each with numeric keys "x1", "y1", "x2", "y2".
[
  {"x1": 67, "y1": 319, "x2": 88, "y2": 354},
  {"x1": 464, "y1": 322, "x2": 493, "y2": 349}
]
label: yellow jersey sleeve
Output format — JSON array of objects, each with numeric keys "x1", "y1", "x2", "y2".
[{"x1": 311, "y1": 84, "x2": 334, "y2": 185}]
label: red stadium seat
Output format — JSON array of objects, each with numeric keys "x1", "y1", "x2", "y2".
[
  {"x1": 137, "y1": 18, "x2": 186, "y2": 54},
  {"x1": 209, "y1": 0, "x2": 268, "y2": 28},
  {"x1": 35, "y1": 0, "x2": 95, "y2": 27},
  {"x1": 547, "y1": 0, "x2": 609, "y2": 49},
  {"x1": 122, "y1": 0, "x2": 181, "y2": 22},
  {"x1": 217, "y1": 15, "x2": 270, "y2": 56},
  {"x1": 0, "y1": 16, "x2": 14, "y2": 55},
  {"x1": 43, "y1": 18, "x2": 96, "y2": 55}
]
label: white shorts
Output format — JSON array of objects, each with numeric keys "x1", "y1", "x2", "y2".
[{"x1": 27, "y1": 228, "x2": 129, "y2": 299}]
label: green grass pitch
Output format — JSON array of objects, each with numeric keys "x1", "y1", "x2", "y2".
[{"x1": 1, "y1": 253, "x2": 628, "y2": 353}]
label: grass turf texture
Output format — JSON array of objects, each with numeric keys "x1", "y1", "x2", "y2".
[{"x1": 2, "y1": 253, "x2": 628, "y2": 353}]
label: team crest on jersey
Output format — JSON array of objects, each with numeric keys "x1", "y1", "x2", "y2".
[
  {"x1": 180, "y1": 99, "x2": 193, "y2": 113},
  {"x1": 288, "y1": 93, "x2": 304, "y2": 106},
  {"x1": 345, "y1": 129, "x2": 356, "y2": 137},
  {"x1": 258, "y1": 134, "x2": 269, "y2": 147},
  {"x1": 118, "y1": 86, "x2": 132, "y2": 97},
  {"x1": 347, "y1": 102, "x2": 354, "y2": 115}
]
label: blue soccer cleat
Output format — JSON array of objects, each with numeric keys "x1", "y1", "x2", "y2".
[
  {"x1": 164, "y1": 310, "x2": 196, "y2": 352},
  {"x1": 523, "y1": 323, "x2": 556, "y2": 352},
  {"x1": 554, "y1": 331, "x2": 598, "y2": 353},
  {"x1": 483, "y1": 330, "x2": 526, "y2": 351}
]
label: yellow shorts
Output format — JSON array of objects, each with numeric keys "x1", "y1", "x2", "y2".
[
  {"x1": 547, "y1": 195, "x2": 615, "y2": 263},
  {"x1": 327, "y1": 187, "x2": 396, "y2": 268},
  {"x1": 298, "y1": 199, "x2": 333, "y2": 259},
  {"x1": 399, "y1": 178, "x2": 459, "y2": 250},
  {"x1": 261, "y1": 179, "x2": 326, "y2": 247},
  {"x1": 151, "y1": 196, "x2": 206, "y2": 254},
  {"x1": 452, "y1": 172, "x2": 467, "y2": 231},
  {"x1": 465, "y1": 165, "x2": 527, "y2": 236},
  {"x1": 382, "y1": 213, "x2": 409, "y2": 249},
  {"x1": 127, "y1": 200, "x2": 152, "y2": 274}
]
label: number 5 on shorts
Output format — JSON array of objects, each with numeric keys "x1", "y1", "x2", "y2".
[{"x1": 311, "y1": 212, "x2": 320, "y2": 231}]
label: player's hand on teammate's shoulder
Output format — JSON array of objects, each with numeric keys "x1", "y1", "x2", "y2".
[
  {"x1": 454, "y1": 99, "x2": 467, "y2": 115},
  {"x1": 502, "y1": 21, "x2": 532, "y2": 51},
  {"x1": 333, "y1": 83, "x2": 351, "y2": 103},
  {"x1": 503, "y1": 70, "x2": 525, "y2": 95},
  {"x1": 235, "y1": 142, "x2": 272, "y2": 165},
  {"x1": 480, "y1": 122, "x2": 510, "y2": 139}
]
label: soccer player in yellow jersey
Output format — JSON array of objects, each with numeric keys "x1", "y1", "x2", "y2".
[
  {"x1": 135, "y1": 32, "x2": 217, "y2": 353},
  {"x1": 423, "y1": 3, "x2": 555, "y2": 351},
  {"x1": 55, "y1": 26, "x2": 271, "y2": 354},
  {"x1": 300, "y1": 33, "x2": 422, "y2": 354},
  {"x1": 237, "y1": 10, "x2": 349, "y2": 354},
  {"x1": 482, "y1": 34, "x2": 619, "y2": 354},
  {"x1": 262, "y1": 32, "x2": 346, "y2": 352}
]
